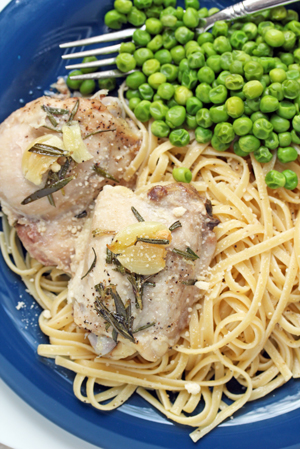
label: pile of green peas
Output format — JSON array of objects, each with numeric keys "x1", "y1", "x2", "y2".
[
  {"x1": 104, "y1": 0, "x2": 300, "y2": 190},
  {"x1": 66, "y1": 61, "x2": 117, "y2": 95}
]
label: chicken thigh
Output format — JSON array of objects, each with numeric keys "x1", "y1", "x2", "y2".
[
  {"x1": 68, "y1": 183, "x2": 219, "y2": 361},
  {"x1": 0, "y1": 96, "x2": 141, "y2": 271}
]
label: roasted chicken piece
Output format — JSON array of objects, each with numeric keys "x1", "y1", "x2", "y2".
[
  {"x1": 0, "y1": 96, "x2": 141, "y2": 271},
  {"x1": 68, "y1": 183, "x2": 219, "y2": 361}
]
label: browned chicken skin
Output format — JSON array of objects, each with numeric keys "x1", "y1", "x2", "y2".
[{"x1": 0, "y1": 96, "x2": 141, "y2": 271}]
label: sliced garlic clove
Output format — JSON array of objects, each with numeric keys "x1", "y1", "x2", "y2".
[
  {"x1": 62, "y1": 123, "x2": 92, "y2": 164},
  {"x1": 117, "y1": 243, "x2": 167, "y2": 275},
  {"x1": 108, "y1": 221, "x2": 171, "y2": 254}
]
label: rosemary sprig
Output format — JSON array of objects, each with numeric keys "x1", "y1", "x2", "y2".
[
  {"x1": 93, "y1": 164, "x2": 119, "y2": 183},
  {"x1": 169, "y1": 221, "x2": 182, "y2": 232},
  {"x1": 40, "y1": 125, "x2": 62, "y2": 133},
  {"x1": 58, "y1": 156, "x2": 73, "y2": 180},
  {"x1": 47, "y1": 193, "x2": 55, "y2": 207},
  {"x1": 131, "y1": 206, "x2": 145, "y2": 222},
  {"x1": 133, "y1": 322, "x2": 155, "y2": 333},
  {"x1": 75, "y1": 210, "x2": 87, "y2": 219},
  {"x1": 21, "y1": 176, "x2": 74, "y2": 205},
  {"x1": 29, "y1": 143, "x2": 69, "y2": 157},
  {"x1": 127, "y1": 274, "x2": 143, "y2": 309},
  {"x1": 81, "y1": 247, "x2": 97, "y2": 279},
  {"x1": 135, "y1": 237, "x2": 170, "y2": 245},
  {"x1": 92, "y1": 228, "x2": 116, "y2": 238},
  {"x1": 172, "y1": 247, "x2": 200, "y2": 261},
  {"x1": 42, "y1": 105, "x2": 69, "y2": 115},
  {"x1": 83, "y1": 128, "x2": 117, "y2": 140},
  {"x1": 67, "y1": 99, "x2": 79, "y2": 123}
]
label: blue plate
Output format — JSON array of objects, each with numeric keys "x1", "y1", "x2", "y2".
[{"x1": 1, "y1": 0, "x2": 300, "y2": 448}]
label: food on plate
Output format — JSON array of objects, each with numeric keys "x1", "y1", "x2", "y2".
[
  {"x1": 0, "y1": 95, "x2": 142, "y2": 271},
  {"x1": 1, "y1": 0, "x2": 300, "y2": 443}
]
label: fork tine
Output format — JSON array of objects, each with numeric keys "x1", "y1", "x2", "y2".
[
  {"x1": 70, "y1": 69, "x2": 133, "y2": 80},
  {"x1": 62, "y1": 44, "x2": 121, "y2": 60},
  {"x1": 59, "y1": 27, "x2": 143, "y2": 48},
  {"x1": 66, "y1": 57, "x2": 116, "y2": 70}
]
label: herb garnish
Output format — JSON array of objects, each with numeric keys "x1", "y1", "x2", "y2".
[
  {"x1": 81, "y1": 247, "x2": 97, "y2": 279},
  {"x1": 131, "y1": 207, "x2": 145, "y2": 222},
  {"x1": 135, "y1": 237, "x2": 170, "y2": 245},
  {"x1": 67, "y1": 99, "x2": 79, "y2": 123},
  {"x1": 42, "y1": 105, "x2": 69, "y2": 115},
  {"x1": 169, "y1": 221, "x2": 182, "y2": 232},
  {"x1": 172, "y1": 247, "x2": 200, "y2": 261},
  {"x1": 181, "y1": 279, "x2": 197, "y2": 285},
  {"x1": 133, "y1": 322, "x2": 155, "y2": 333},
  {"x1": 29, "y1": 143, "x2": 69, "y2": 157},
  {"x1": 93, "y1": 164, "x2": 119, "y2": 183},
  {"x1": 83, "y1": 128, "x2": 117, "y2": 140},
  {"x1": 21, "y1": 176, "x2": 74, "y2": 205},
  {"x1": 92, "y1": 229, "x2": 116, "y2": 238}
]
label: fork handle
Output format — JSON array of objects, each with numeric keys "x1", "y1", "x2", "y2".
[{"x1": 203, "y1": 0, "x2": 299, "y2": 30}]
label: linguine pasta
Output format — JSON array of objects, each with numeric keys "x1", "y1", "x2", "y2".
[{"x1": 1, "y1": 83, "x2": 300, "y2": 442}]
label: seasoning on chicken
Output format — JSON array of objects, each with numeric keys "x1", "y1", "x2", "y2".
[
  {"x1": 0, "y1": 96, "x2": 141, "y2": 271},
  {"x1": 68, "y1": 183, "x2": 219, "y2": 361}
]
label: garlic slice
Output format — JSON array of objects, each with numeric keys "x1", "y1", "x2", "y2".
[
  {"x1": 62, "y1": 123, "x2": 92, "y2": 163},
  {"x1": 117, "y1": 243, "x2": 167, "y2": 275},
  {"x1": 22, "y1": 134, "x2": 65, "y2": 185}
]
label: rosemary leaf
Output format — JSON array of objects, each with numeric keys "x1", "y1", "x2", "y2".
[
  {"x1": 172, "y1": 247, "x2": 199, "y2": 261},
  {"x1": 40, "y1": 125, "x2": 62, "y2": 133},
  {"x1": 21, "y1": 176, "x2": 74, "y2": 205},
  {"x1": 48, "y1": 114, "x2": 58, "y2": 127},
  {"x1": 133, "y1": 322, "x2": 155, "y2": 333},
  {"x1": 106, "y1": 248, "x2": 113, "y2": 264},
  {"x1": 58, "y1": 156, "x2": 72, "y2": 180},
  {"x1": 131, "y1": 206, "x2": 145, "y2": 222},
  {"x1": 109, "y1": 285, "x2": 127, "y2": 319},
  {"x1": 83, "y1": 128, "x2": 117, "y2": 139},
  {"x1": 127, "y1": 274, "x2": 143, "y2": 310},
  {"x1": 67, "y1": 99, "x2": 79, "y2": 123},
  {"x1": 93, "y1": 164, "x2": 119, "y2": 183},
  {"x1": 112, "y1": 328, "x2": 118, "y2": 343},
  {"x1": 181, "y1": 279, "x2": 197, "y2": 285},
  {"x1": 169, "y1": 220, "x2": 182, "y2": 232},
  {"x1": 47, "y1": 194, "x2": 55, "y2": 207},
  {"x1": 135, "y1": 237, "x2": 170, "y2": 245},
  {"x1": 75, "y1": 210, "x2": 87, "y2": 219},
  {"x1": 81, "y1": 247, "x2": 97, "y2": 279},
  {"x1": 29, "y1": 143, "x2": 68, "y2": 157},
  {"x1": 42, "y1": 105, "x2": 69, "y2": 115},
  {"x1": 92, "y1": 228, "x2": 116, "y2": 238}
]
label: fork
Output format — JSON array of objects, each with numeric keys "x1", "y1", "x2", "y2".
[{"x1": 60, "y1": 0, "x2": 299, "y2": 82}]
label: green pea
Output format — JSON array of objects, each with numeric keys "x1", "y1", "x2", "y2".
[
  {"x1": 175, "y1": 26, "x2": 194, "y2": 45},
  {"x1": 294, "y1": 48, "x2": 300, "y2": 64},
  {"x1": 160, "y1": 13, "x2": 177, "y2": 28},
  {"x1": 291, "y1": 129, "x2": 300, "y2": 144},
  {"x1": 114, "y1": 0, "x2": 133, "y2": 14},
  {"x1": 233, "y1": 140, "x2": 248, "y2": 157},
  {"x1": 146, "y1": 5, "x2": 163, "y2": 18},
  {"x1": 104, "y1": 9, "x2": 127, "y2": 30},
  {"x1": 175, "y1": 6, "x2": 184, "y2": 19},
  {"x1": 277, "y1": 101, "x2": 297, "y2": 120},
  {"x1": 209, "y1": 85, "x2": 228, "y2": 104},
  {"x1": 242, "y1": 80, "x2": 263, "y2": 100},
  {"x1": 134, "y1": 48, "x2": 154, "y2": 66},
  {"x1": 151, "y1": 120, "x2": 170, "y2": 137},
  {"x1": 264, "y1": 29, "x2": 285, "y2": 47},
  {"x1": 77, "y1": 79, "x2": 95, "y2": 96},
  {"x1": 258, "y1": 57, "x2": 276, "y2": 74},
  {"x1": 252, "y1": 118, "x2": 273, "y2": 139},
  {"x1": 148, "y1": 72, "x2": 166, "y2": 89},
  {"x1": 287, "y1": 20, "x2": 300, "y2": 36},
  {"x1": 183, "y1": 7, "x2": 199, "y2": 28},
  {"x1": 81, "y1": 56, "x2": 98, "y2": 74},
  {"x1": 268, "y1": 82, "x2": 284, "y2": 101},
  {"x1": 225, "y1": 96, "x2": 245, "y2": 118},
  {"x1": 174, "y1": 86, "x2": 192, "y2": 105},
  {"x1": 206, "y1": 55, "x2": 222, "y2": 73},
  {"x1": 194, "y1": 126, "x2": 212, "y2": 143},
  {"x1": 185, "y1": 0, "x2": 200, "y2": 8},
  {"x1": 271, "y1": 114, "x2": 290, "y2": 133},
  {"x1": 261, "y1": 75, "x2": 271, "y2": 88},
  {"x1": 247, "y1": 98, "x2": 261, "y2": 112},
  {"x1": 264, "y1": 131, "x2": 278, "y2": 150},
  {"x1": 277, "y1": 146, "x2": 298, "y2": 163},
  {"x1": 225, "y1": 74, "x2": 244, "y2": 90},
  {"x1": 129, "y1": 97, "x2": 141, "y2": 110},
  {"x1": 229, "y1": 60, "x2": 244, "y2": 75},
  {"x1": 195, "y1": 83, "x2": 211, "y2": 103},
  {"x1": 239, "y1": 134, "x2": 261, "y2": 153},
  {"x1": 166, "y1": 105, "x2": 186, "y2": 128},
  {"x1": 126, "y1": 71, "x2": 146, "y2": 89},
  {"x1": 198, "y1": 7, "x2": 208, "y2": 18},
  {"x1": 143, "y1": 59, "x2": 160, "y2": 76},
  {"x1": 213, "y1": 36, "x2": 232, "y2": 54},
  {"x1": 134, "y1": 100, "x2": 151, "y2": 122},
  {"x1": 242, "y1": 23, "x2": 258, "y2": 40},
  {"x1": 286, "y1": 70, "x2": 300, "y2": 80},
  {"x1": 269, "y1": 68, "x2": 287, "y2": 83},
  {"x1": 254, "y1": 146, "x2": 273, "y2": 163},
  {"x1": 220, "y1": 52, "x2": 234, "y2": 70},
  {"x1": 138, "y1": 83, "x2": 154, "y2": 101},
  {"x1": 164, "y1": 0, "x2": 176, "y2": 7},
  {"x1": 278, "y1": 132, "x2": 292, "y2": 147},
  {"x1": 162, "y1": 29, "x2": 177, "y2": 50},
  {"x1": 128, "y1": 7, "x2": 146, "y2": 26},
  {"x1": 202, "y1": 42, "x2": 217, "y2": 58},
  {"x1": 172, "y1": 166, "x2": 192, "y2": 182},
  {"x1": 212, "y1": 21, "x2": 228, "y2": 38},
  {"x1": 154, "y1": 49, "x2": 172, "y2": 65},
  {"x1": 244, "y1": 60, "x2": 264, "y2": 81},
  {"x1": 258, "y1": 21, "x2": 274, "y2": 36},
  {"x1": 134, "y1": 0, "x2": 152, "y2": 7},
  {"x1": 186, "y1": 44, "x2": 202, "y2": 57},
  {"x1": 196, "y1": 108, "x2": 213, "y2": 128},
  {"x1": 120, "y1": 42, "x2": 136, "y2": 54},
  {"x1": 156, "y1": 82, "x2": 174, "y2": 100},
  {"x1": 270, "y1": 5, "x2": 287, "y2": 20},
  {"x1": 98, "y1": 78, "x2": 117, "y2": 91},
  {"x1": 282, "y1": 79, "x2": 300, "y2": 99},
  {"x1": 265, "y1": 170, "x2": 286, "y2": 188},
  {"x1": 282, "y1": 169, "x2": 298, "y2": 189},
  {"x1": 170, "y1": 46, "x2": 185, "y2": 65},
  {"x1": 160, "y1": 63, "x2": 179, "y2": 81},
  {"x1": 232, "y1": 50, "x2": 251, "y2": 64},
  {"x1": 209, "y1": 104, "x2": 229, "y2": 123},
  {"x1": 230, "y1": 31, "x2": 248, "y2": 50},
  {"x1": 169, "y1": 129, "x2": 190, "y2": 147},
  {"x1": 214, "y1": 122, "x2": 235, "y2": 143},
  {"x1": 150, "y1": 101, "x2": 168, "y2": 120},
  {"x1": 282, "y1": 30, "x2": 296, "y2": 51},
  {"x1": 260, "y1": 95, "x2": 279, "y2": 114},
  {"x1": 167, "y1": 98, "x2": 178, "y2": 108},
  {"x1": 243, "y1": 41, "x2": 257, "y2": 55},
  {"x1": 283, "y1": 9, "x2": 298, "y2": 23},
  {"x1": 147, "y1": 35, "x2": 163, "y2": 52},
  {"x1": 233, "y1": 117, "x2": 253, "y2": 136},
  {"x1": 216, "y1": 70, "x2": 231, "y2": 86},
  {"x1": 181, "y1": 69, "x2": 198, "y2": 90},
  {"x1": 211, "y1": 134, "x2": 230, "y2": 152},
  {"x1": 126, "y1": 89, "x2": 141, "y2": 100},
  {"x1": 280, "y1": 52, "x2": 294, "y2": 66},
  {"x1": 197, "y1": 66, "x2": 215, "y2": 85},
  {"x1": 293, "y1": 115, "x2": 300, "y2": 132},
  {"x1": 185, "y1": 114, "x2": 197, "y2": 129},
  {"x1": 251, "y1": 111, "x2": 268, "y2": 122},
  {"x1": 197, "y1": 32, "x2": 213, "y2": 45},
  {"x1": 133, "y1": 29, "x2": 151, "y2": 47},
  {"x1": 145, "y1": 18, "x2": 163, "y2": 35},
  {"x1": 66, "y1": 70, "x2": 83, "y2": 90},
  {"x1": 185, "y1": 97, "x2": 202, "y2": 116},
  {"x1": 188, "y1": 52, "x2": 205, "y2": 69}
]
